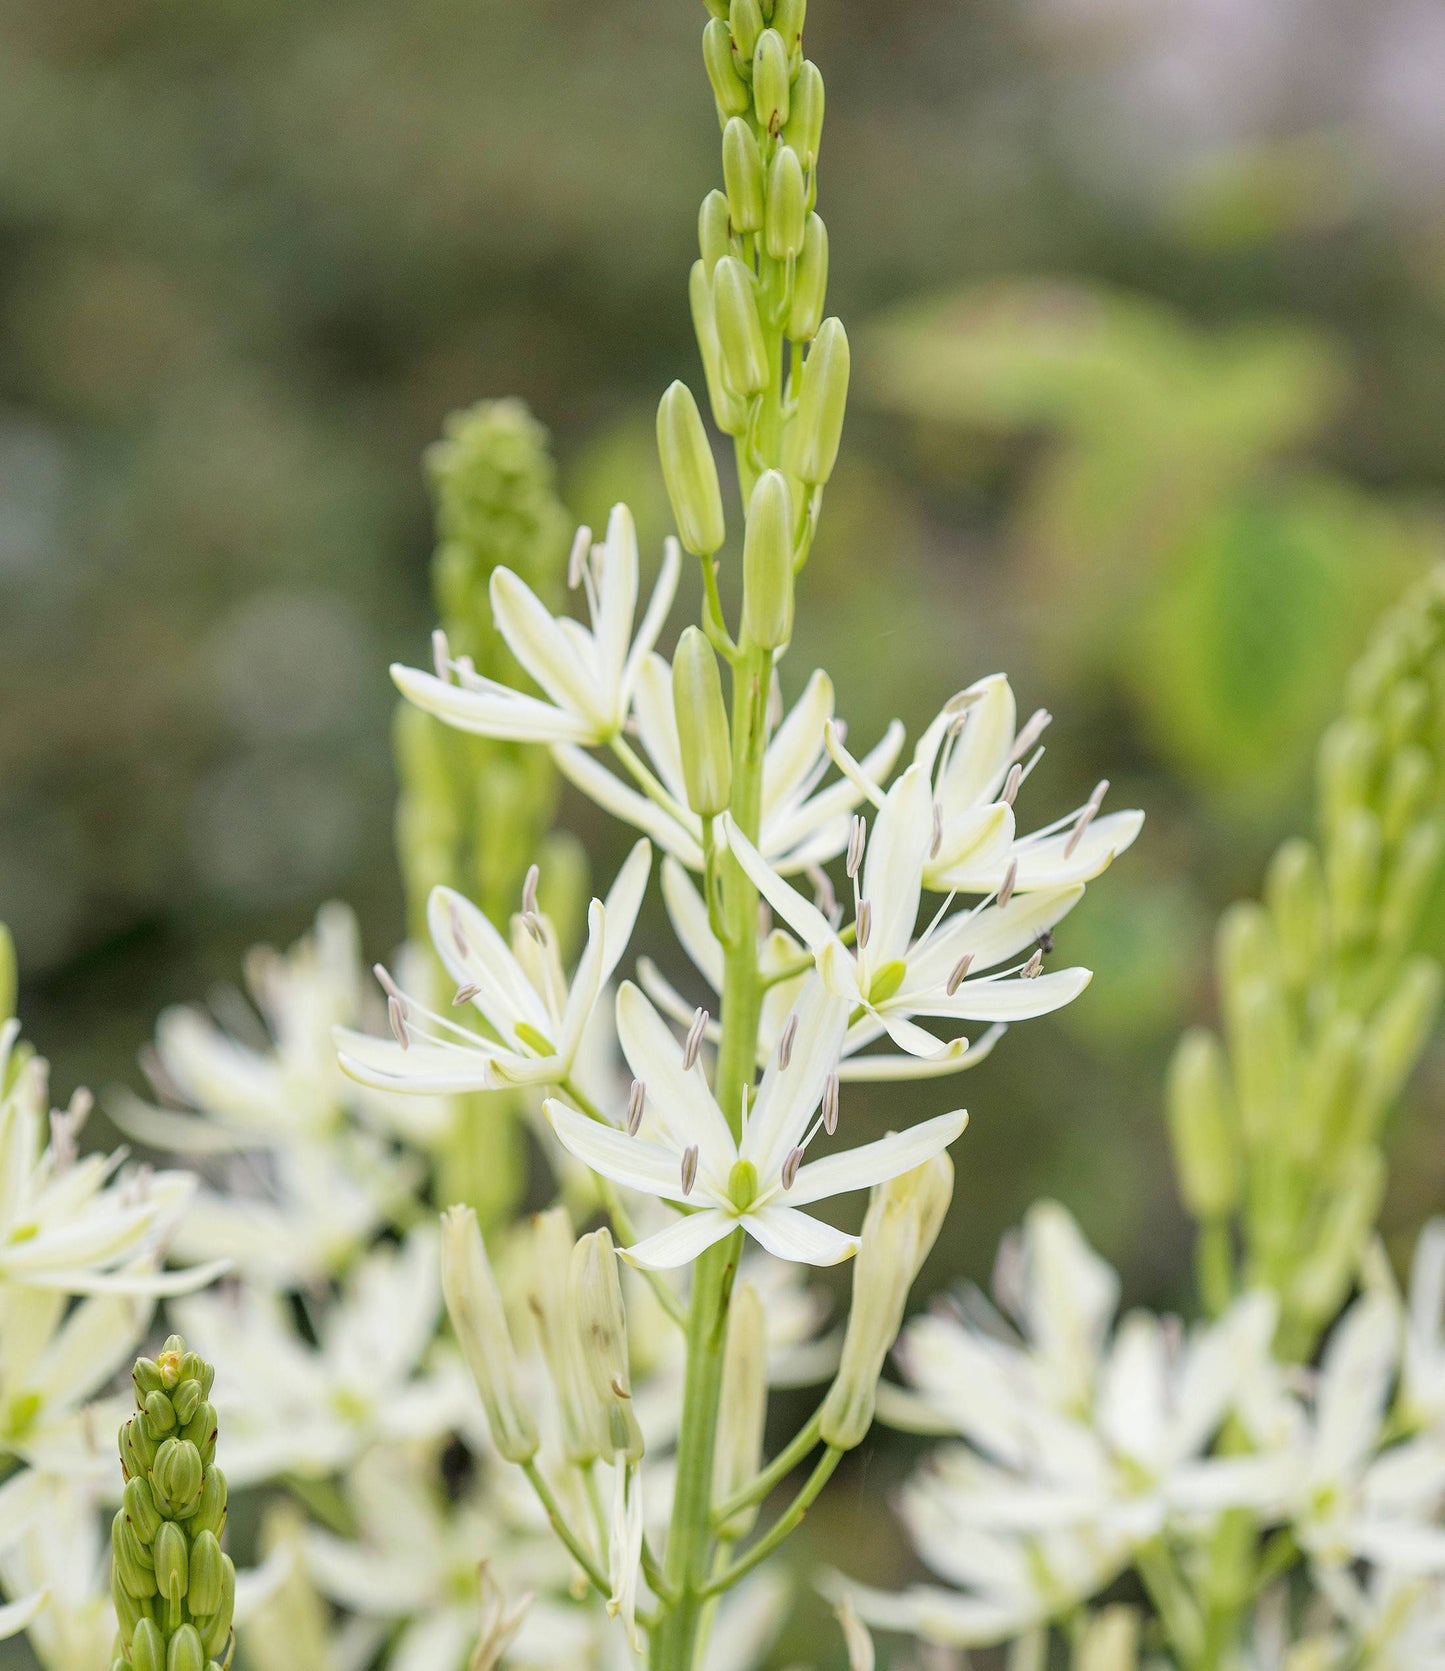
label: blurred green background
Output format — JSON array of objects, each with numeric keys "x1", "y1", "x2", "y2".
[{"x1": 5, "y1": 0, "x2": 1445, "y2": 1639}]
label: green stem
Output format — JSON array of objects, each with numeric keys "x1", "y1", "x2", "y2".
[
  {"x1": 711, "y1": 1407, "x2": 823, "y2": 1526},
  {"x1": 651, "y1": 646, "x2": 772, "y2": 1670},
  {"x1": 522, "y1": 1459, "x2": 612, "y2": 1603},
  {"x1": 700, "y1": 1447, "x2": 843, "y2": 1598}
]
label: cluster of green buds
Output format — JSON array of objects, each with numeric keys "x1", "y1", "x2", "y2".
[
  {"x1": 395, "y1": 399, "x2": 582, "y2": 1225},
  {"x1": 111, "y1": 1335, "x2": 234, "y2": 1671},
  {"x1": 1169, "y1": 567, "x2": 1445, "y2": 1353},
  {"x1": 658, "y1": 0, "x2": 849, "y2": 721}
]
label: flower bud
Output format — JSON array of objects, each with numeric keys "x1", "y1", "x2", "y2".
[
  {"x1": 658, "y1": 382, "x2": 725, "y2": 559},
  {"x1": 112, "y1": 1576, "x2": 154, "y2": 1639},
  {"x1": 698, "y1": 189, "x2": 733, "y2": 275},
  {"x1": 188, "y1": 1465, "x2": 228, "y2": 1540},
  {"x1": 124, "y1": 1477, "x2": 163, "y2": 1543},
  {"x1": 154, "y1": 1518, "x2": 190, "y2": 1615},
  {"x1": 571, "y1": 1228, "x2": 644, "y2": 1463},
  {"x1": 171, "y1": 1378, "x2": 202, "y2": 1427},
  {"x1": 792, "y1": 317, "x2": 849, "y2": 484},
  {"x1": 1327, "y1": 806, "x2": 1381, "y2": 946},
  {"x1": 788, "y1": 213, "x2": 828, "y2": 341},
  {"x1": 187, "y1": 1530, "x2": 226, "y2": 1617},
  {"x1": 527, "y1": 1207, "x2": 606, "y2": 1466},
  {"x1": 822, "y1": 1154, "x2": 954, "y2": 1449},
  {"x1": 441, "y1": 1205, "x2": 539, "y2": 1463},
  {"x1": 703, "y1": 17, "x2": 750, "y2": 117},
  {"x1": 765, "y1": 145, "x2": 806, "y2": 260},
  {"x1": 1305, "y1": 1011, "x2": 1364, "y2": 1159},
  {"x1": 773, "y1": 0, "x2": 806, "y2": 59},
  {"x1": 180, "y1": 1401, "x2": 217, "y2": 1466},
  {"x1": 1166, "y1": 1029, "x2": 1238, "y2": 1220},
  {"x1": 1380, "y1": 820, "x2": 1443, "y2": 953},
  {"x1": 134, "y1": 1359, "x2": 166, "y2": 1401},
  {"x1": 672, "y1": 627, "x2": 733, "y2": 817},
  {"x1": 1228, "y1": 977, "x2": 1294, "y2": 1151},
  {"x1": 113, "y1": 1514, "x2": 159, "y2": 1599},
  {"x1": 199, "y1": 1560, "x2": 235, "y2": 1658},
  {"x1": 1382, "y1": 745, "x2": 1432, "y2": 845},
  {"x1": 1290, "y1": 1147, "x2": 1386, "y2": 1326},
  {"x1": 1318, "y1": 718, "x2": 1378, "y2": 837},
  {"x1": 713, "y1": 1281, "x2": 767, "y2": 1537},
  {"x1": 712, "y1": 256, "x2": 769, "y2": 397},
  {"x1": 1357, "y1": 957, "x2": 1442, "y2": 1136},
  {"x1": 131, "y1": 1619, "x2": 166, "y2": 1671},
  {"x1": 152, "y1": 1439, "x2": 204, "y2": 1519},
  {"x1": 784, "y1": 60, "x2": 824, "y2": 167},
  {"x1": 1216, "y1": 901, "x2": 1278, "y2": 1013},
  {"x1": 166, "y1": 1623, "x2": 205, "y2": 1671},
  {"x1": 690, "y1": 261, "x2": 748, "y2": 436},
  {"x1": 722, "y1": 118, "x2": 764, "y2": 234},
  {"x1": 742, "y1": 470, "x2": 795, "y2": 650},
  {"x1": 1265, "y1": 839, "x2": 1326, "y2": 993},
  {"x1": 122, "y1": 1412, "x2": 157, "y2": 1476},
  {"x1": 729, "y1": 0, "x2": 763, "y2": 63},
  {"x1": 752, "y1": 28, "x2": 790, "y2": 131},
  {"x1": 1077, "y1": 1607, "x2": 1140, "y2": 1671},
  {"x1": 145, "y1": 1390, "x2": 177, "y2": 1435}
]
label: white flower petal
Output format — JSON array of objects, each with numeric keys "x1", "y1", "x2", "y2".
[
  {"x1": 912, "y1": 966, "x2": 1091, "y2": 1022},
  {"x1": 391, "y1": 664, "x2": 594, "y2": 744},
  {"x1": 621, "y1": 533, "x2": 683, "y2": 704},
  {"x1": 491, "y1": 566, "x2": 605, "y2": 725},
  {"x1": 545, "y1": 1099, "x2": 689, "y2": 1201},
  {"x1": 615, "y1": 982, "x2": 737, "y2": 1181},
  {"x1": 905, "y1": 885, "x2": 1085, "y2": 991},
  {"x1": 336, "y1": 1029, "x2": 501, "y2": 1095},
  {"x1": 743, "y1": 1205, "x2": 858, "y2": 1266},
  {"x1": 622, "y1": 1208, "x2": 736, "y2": 1270},
  {"x1": 661, "y1": 857, "x2": 725, "y2": 992},
  {"x1": 785, "y1": 1109, "x2": 968, "y2": 1206},
  {"x1": 553, "y1": 747, "x2": 703, "y2": 866},
  {"x1": 721, "y1": 813, "x2": 839, "y2": 954},
  {"x1": 742, "y1": 981, "x2": 849, "y2": 1178}
]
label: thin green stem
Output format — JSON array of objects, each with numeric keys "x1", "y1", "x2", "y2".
[
  {"x1": 522, "y1": 1460, "x2": 612, "y2": 1603},
  {"x1": 611, "y1": 734, "x2": 694, "y2": 826},
  {"x1": 700, "y1": 1447, "x2": 843, "y2": 1598},
  {"x1": 711, "y1": 1407, "x2": 823, "y2": 1526}
]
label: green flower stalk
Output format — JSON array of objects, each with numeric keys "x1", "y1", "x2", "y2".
[
  {"x1": 111, "y1": 1334, "x2": 234, "y2": 1671},
  {"x1": 1170, "y1": 566, "x2": 1445, "y2": 1353}
]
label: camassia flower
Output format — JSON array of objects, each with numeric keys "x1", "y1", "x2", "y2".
[
  {"x1": 393, "y1": 503, "x2": 680, "y2": 746},
  {"x1": 336, "y1": 840, "x2": 651, "y2": 1097},
  {"x1": 544, "y1": 981, "x2": 967, "y2": 1269},
  {"x1": 555, "y1": 659, "x2": 905, "y2": 875},
  {"x1": 828, "y1": 673, "x2": 1143, "y2": 896},
  {"x1": 722, "y1": 763, "x2": 1093, "y2": 1063}
]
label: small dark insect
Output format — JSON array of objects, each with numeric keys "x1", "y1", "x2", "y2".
[{"x1": 1036, "y1": 929, "x2": 1055, "y2": 955}]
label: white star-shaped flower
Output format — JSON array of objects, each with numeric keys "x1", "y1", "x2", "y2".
[
  {"x1": 336, "y1": 841, "x2": 650, "y2": 1097},
  {"x1": 393, "y1": 504, "x2": 680, "y2": 746},
  {"x1": 721, "y1": 763, "x2": 1093, "y2": 1064},
  {"x1": 545, "y1": 980, "x2": 967, "y2": 1270}
]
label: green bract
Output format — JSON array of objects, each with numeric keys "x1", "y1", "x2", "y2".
[{"x1": 111, "y1": 1335, "x2": 234, "y2": 1671}]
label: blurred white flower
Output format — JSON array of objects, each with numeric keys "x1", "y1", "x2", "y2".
[
  {"x1": 173, "y1": 1224, "x2": 468, "y2": 1485},
  {"x1": 1403, "y1": 1218, "x2": 1445, "y2": 1429},
  {"x1": 0, "y1": 1473, "x2": 114, "y2": 1671},
  {"x1": 394, "y1": 505, "x2": 679, "y2": 746},
  {"x1": 337, "y1": 841, "x2": 650, "y2": 1098},
  {"x1": 546, "y1": 981, "x2": 966, "y2": 1269}
]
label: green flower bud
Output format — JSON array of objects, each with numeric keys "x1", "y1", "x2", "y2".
[
  {"x1": 112, "y1": 1577, "x2": 155, "y2": 1638},
  {"x1": 124, "y1": 1477, "x2": 163, "y2": 1543},
  {"x1": 1380, "y1": 820, "x2": 1443, "y2": 953},
  {"x1": 703, "y1": 17, "x2": 750, "y2": 117},
  {"x1": 134, "y1": 1359, "x2": 165, "y2": 1402},
  {"x1": 742, "y1": 470, "x2": 795, "y2": 650},
  {"x1": 729, "y1": 0, "x2": 763, "y2": 63},
  {"x1": 722, "y1": 117, "x2": 764, "y2": 233},
  {"x1": 570, "y1": 1228, "x2": 644, "y2": 1464},
  {"x1": 122, "y1": 1413, "x2": 158, "y2": 1477},
  {"x1": 712, "y1": 256, "x2": 769, "y2": 396},
  {"x1": 713, "y1": 1281, "x2": 767, "y2": 1537},
  {"x1": 672, "y1": 627, "x2": 733, "y2": 817},
  {"x1": 1358, "y1": 957, "x2": 1442, "y2": 1135},
  {"x1": 187, "y1": 1531, "x2": 226, "y2": 1618},
  {"x1": 200, "y1": 1567, "x2": 234, "y2": 1659},
  {"x1": 154, "y1": 1520, "x2": 190, "y2": 1612},
  {"x1": 153, "y1": 1439, "x2": 205, "y2": 1519},
  {"x1": 171, "y1": 1379, "x2": 202, "y2": 1428},
  {"x1": 658, "y1": 381, "x2": 725, "y2": 558},
  {"x1": 1290, "y1": 1147, "x2": 1386, "y2": 1327},
  {"x1": 788, "y1": 213, "x2": 828, "y2": 341},
  {"x1": 698, "y1": 189, "x2": 733, "y2": 275},
  {"x1": 1327, "y1": 806, "x2": 1382, "y2": 946},
  {"x1": 822, "y1": 1155, "x2": 954, "y2": 1449},
  {"x1": 1318, "y1": 718, "x2": 1378, "y2": 837},
  {"x1": 177, "y1": 1353, "x2": 209, "y2": 1393},
  {"x1": 1166, "y1": 1029, "x2": 1238, "y2": 1220},
  {"x1": 1382, "y1": 745, "x2": 1432, "y2": 844},
  {"x1": 1305, "y1": 1012, "x2": 1364, "y2": 1159},
  {"x1": 690, "y1": 262, "x2": 748, "y2": 436},
  {"x1": 180, "y1": 1402, "x2": 218, "y2": 1465},
  {"x1": 113, "y1": 1515, "x2": 159, "y2": 1599},
  {"x1": 526, "y1": 1207, "x2": 606, "y2": 1466},
  {"x1": 441, "y1": 1205, "x2": 539, "y2": 1463},
  {"x1": 131, "y1": 1618, "x2": 167, "y2": 1671},
  {"x1": 784, "y1": 60, "x2": 824, "y2": 168},
  {"x1": 187, "y1": 1466, "x2": 228, "y2": 1541},
  {"x1": 772, "y1": 0, "x2": 806, "y2": 59},
  {"x1": 1264, "y1": 839, "x2": 1326, "y2": 993},
  {"x1": 145, "y1": 1391, "x2": 177, "y2": 1435},
  {"x1": 1229, "y1": 977, "x2": 1295, "y2": 1151},
  {"x1": 752, "y1": 28, "x2": 790, "y2": 131},
  {"x1": 1216, "y1": 901, "x2": 1278, "y2": 1023},
  {"x1": 166, "y1": 1623, "x2": 205, "y2": 1671},
  {"x1": 764, "y1": 145, "x2": 806, "y2": 260},
  {"x1": 792, "y1": 317, "x2": 849, "y2": 484}
]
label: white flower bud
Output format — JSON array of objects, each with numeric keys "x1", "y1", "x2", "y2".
[
  {"x1": 821, "y1": 1153, "x2": 954, "y2": 1449},
  {"x1": 441, "y1": 1206, "x2": 539, "y2": 1463},
  {"x1": 713, "y1": 1281, "x2": 768, "y2": 1537},
  {"x1": 527, "y1": 1208, "x2": 607, "y2": 1465},
  {"x1": 571, "y1": 1229, "x2": 644, "y2": 1463},
  {"x1": 1166, "y1": 1029, "x2": 1238, "y2": 1220}
]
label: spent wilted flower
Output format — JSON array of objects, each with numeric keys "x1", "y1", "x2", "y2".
[{"x1": 545, "y1": 981, "x2": 966, "y2": 1268}]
